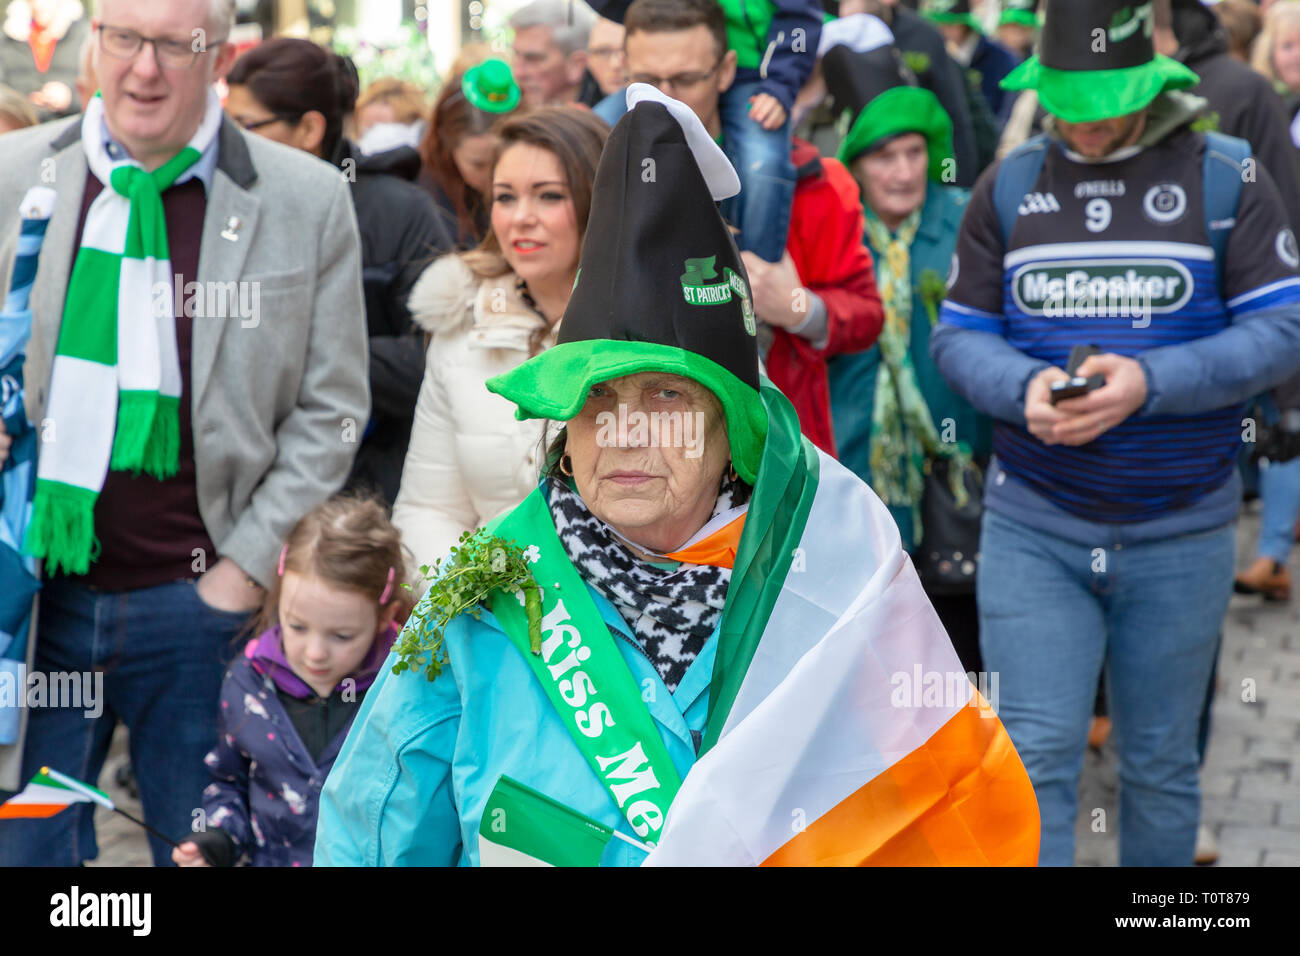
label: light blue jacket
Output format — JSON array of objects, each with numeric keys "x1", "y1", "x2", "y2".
[{"x1": 314, "y1": 581, "x2": 716, "y2": 866}]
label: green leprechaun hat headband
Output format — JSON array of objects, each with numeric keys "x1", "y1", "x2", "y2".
[
  {"x1": 922, "y1": 0, "x2": 982, "y2": 32},
  {"x1": 823, "y1": 43, "x2": 954, "y2": 181},
  {"x1": 462, "y1": 58, "x2": 521, "y2": 114},
  {"x1": 999, "y1": 0, "x2": 1039, "y2": 29},
  {"x1": 1000, "y1": 0, "x2": 1198, "y2": 124},
  {"x1": 486, "y1": 84, "x2": 768, "y2": 484}
]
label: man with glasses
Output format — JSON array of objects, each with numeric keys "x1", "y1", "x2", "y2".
[
  {"x1": 587, "y1": 15, "x2": 626, "y2": 96},
  {"x1": 0, "y1": 0, "x2": 367, "y2": 866},
  {"x1": 596, "y1": 0, "x2": 821, "y2": 265},
  {"x1": 618, "y1": 0, "x2": 884, "y2": 456}
]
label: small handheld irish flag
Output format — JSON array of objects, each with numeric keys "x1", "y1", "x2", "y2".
[
  {"x1": 478, "y1": 776, "x2": 650, "y2": 866},
  {"x1": 0, "y1": 766, "x2": 184, "y2": 851},
  {"x1": 0, "y1": 766, "x2": 113, "y2": 818}
]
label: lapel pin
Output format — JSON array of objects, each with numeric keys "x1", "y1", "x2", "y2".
[{"x1": 220, "y1": 216, "x2": 242, "y2": 242}]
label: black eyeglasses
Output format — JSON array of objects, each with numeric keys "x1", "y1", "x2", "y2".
[
  {"x1": 236, "y1": 115, "x2": 294, "y2": 131},
  {"x1": 629, "y1": 55, "x2": 725, "y2": 94},
  {"x1": 96, "y1": 23, "x2": 228, "y2": 70}
]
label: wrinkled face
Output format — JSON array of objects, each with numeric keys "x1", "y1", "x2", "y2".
[
  {"x1": 1054, "y1": 109, "x2": 1146, "y2": 160},
  {"x1": 95, "y1": 0, "x2": 236, "y2": 169},
  {"x1": 852, "y1": 132, "x2": 929, "y2": 225},
  {"x1": 512, "y1": 25, "x2": 582, "y2": 105},
  {"x1": 453, "y1": 131, "x2": 498, "y2": 195},
  {"x1": 490, "y1": 142, "x2": 581, "y2": 288},
  {"x1": 565, "y1": 373, "x2": 731, "y2": 555},
  {"x1": 1275, "y1": 26, "x2": 1300, "y2": 91},
  {"x1": 279, "y1": 572, "x2": 380, "y2": 698},
  {"x1": 625, "y1": 26, "x2": 734, "y2": 137}
]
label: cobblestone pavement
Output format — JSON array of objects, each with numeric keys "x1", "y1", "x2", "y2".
[{"x1": 91, "y1": 509, "x2": 1299, "y2": 867}]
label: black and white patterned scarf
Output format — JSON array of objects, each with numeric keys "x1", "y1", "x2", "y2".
[{"x1": 548, "y1": 475, "x2": 750, "y2": 694}]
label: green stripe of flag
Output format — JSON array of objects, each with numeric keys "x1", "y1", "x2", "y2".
[
  {"x1": 479, "y1": 776, "x2": 614, "y2": 866},
  {"x1": 700, "y1": 378, "x2": 820, "y2": 756},
  {"x1": 34, "y1": 767, "x2": 113, "y2": 807}
]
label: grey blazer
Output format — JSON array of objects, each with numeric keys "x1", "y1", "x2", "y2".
[{"x1": 0, "y1": 116, "x2": 369, "y2": 791}]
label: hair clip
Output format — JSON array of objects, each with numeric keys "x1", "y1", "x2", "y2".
[
  {"x1": 278, "y1": 545, "x2": 288, "y2": 577},
  {"x1": 379, "y1": 566, "x2": 396, "y2": 604}
]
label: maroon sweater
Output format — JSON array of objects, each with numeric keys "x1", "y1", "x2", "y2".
[{"x1": 66, "y1": 175, "x2": 216, "y2": 590}]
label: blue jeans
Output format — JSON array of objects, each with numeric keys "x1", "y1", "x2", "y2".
[
  {"x1": 1257, "y1": 455, "x2": 1300, "y2": 563},
  {"x1": 0, "y1": 577, "x2": 250, "y2": 866},
  {"x1": 977, "y1": 509, "x2": 1235, "y2": 866},
  {"x1": 592, "y1": 82, "x2": 796, "y2": 262}
]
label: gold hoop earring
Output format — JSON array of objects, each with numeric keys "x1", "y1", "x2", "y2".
[{"x1": 560, "y1": 454, "x2": 574, "y2": 477}]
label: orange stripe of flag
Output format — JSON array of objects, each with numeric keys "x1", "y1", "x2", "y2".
[
  {"x1": 762, "y1": 693, "x2": 1040, "y2": 866},
  {"x1": 0, "y1": 803, "x2": 73, "y2": 819},
  {"x1": 664, "y1": 513, "x2": 745, "y2": 569}
]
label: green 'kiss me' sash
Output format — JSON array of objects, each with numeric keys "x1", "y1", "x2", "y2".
[{"x1": 487, "y1": 488, "x2": 683, "y2": 846}]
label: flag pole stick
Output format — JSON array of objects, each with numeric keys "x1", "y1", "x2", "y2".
[{"x1": 111, "y1": 806, "x2": 184, "y2": 850}]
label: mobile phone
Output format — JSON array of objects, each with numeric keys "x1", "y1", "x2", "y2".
[{"x1": 1048, "y1": 345, "x2": 1105, "y2": 405}]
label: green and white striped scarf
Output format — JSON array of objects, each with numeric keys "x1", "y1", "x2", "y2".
[{"x1": 24, "y1": 90, "x2": 223, "y2": 575}]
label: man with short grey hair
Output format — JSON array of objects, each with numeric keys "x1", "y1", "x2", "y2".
[
  {"x1": 0, "y1": 0, "x2": 367, "y2": 865},
  {"x1": 511, "y1": 0, "x2": 602, "y2": 106}
]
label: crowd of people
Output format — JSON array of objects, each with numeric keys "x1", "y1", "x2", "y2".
[{"x1": 0, "y1": 0, "x2": 1298, "y2": 868}]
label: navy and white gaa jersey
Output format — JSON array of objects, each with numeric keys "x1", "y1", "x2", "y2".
[{"x1": 940, "y1": 127, "x2": 1300, "y2": 522}]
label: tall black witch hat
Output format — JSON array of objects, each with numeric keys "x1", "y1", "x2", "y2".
[{"x1": 486, "y1": 85, "x2": 769, "y2": 483}]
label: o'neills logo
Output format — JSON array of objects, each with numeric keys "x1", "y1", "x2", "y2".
[
  {"x1": 1012, "y1": 258, "x2": 1193, "y2": 318},
  {"x1": 537, "y1": 599, "x2": 669, "y2": 843}
]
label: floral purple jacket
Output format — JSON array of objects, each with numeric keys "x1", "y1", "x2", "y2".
[{"x1": 200, "y1": 624, "x2": 398, "y2": 867}]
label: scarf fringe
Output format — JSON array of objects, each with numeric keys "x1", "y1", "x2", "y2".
[
  {"x1": 23, "y1": 482, "x2": 100, "y2": 576},
  {"x1": 110, "y1": 392, "x2": 179, "y2": 478}
]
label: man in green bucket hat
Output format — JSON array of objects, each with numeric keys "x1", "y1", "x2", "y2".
[{"x1": 931, "y1": 0, "x2": 1300, "y2": 867}]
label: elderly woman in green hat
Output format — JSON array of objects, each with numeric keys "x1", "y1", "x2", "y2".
[
  {"x1": 315, "y1": 85, "x2": 1040, "y2": 867},
  {"x1": 822, "y1": 41, "x2": 991, "y2": 675}
]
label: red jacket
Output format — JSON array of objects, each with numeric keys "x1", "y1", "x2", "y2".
[{"x1": 766, "y1": 139, "x2": 883, "y2": 457}]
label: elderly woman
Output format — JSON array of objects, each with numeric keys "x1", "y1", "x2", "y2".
[
  {"x1": 315, "y1": 88, "x2": 1038, "y2": 867},
  {"x1": 822, "y1": 42, "x2": 991, "y2": 676}
]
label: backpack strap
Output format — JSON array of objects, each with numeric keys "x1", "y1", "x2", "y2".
[
  {"x1": 993, "y1": 133, "x2": 1050, "y2": 248},
  {"x1": 1201, "y1": 130, "x2": 1252, "y2": 293}
]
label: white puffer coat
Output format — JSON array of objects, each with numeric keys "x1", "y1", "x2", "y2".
[{"x1": 392, "y1": 254, "x2": 561, "y2": 572}]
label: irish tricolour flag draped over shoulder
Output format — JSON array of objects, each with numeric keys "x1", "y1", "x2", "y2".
[
  {"x1": 23, "y1": 90, "x2": 224, "y2": 576},
  {"x1": 644, "y1": 382, "x2": 1040, "y2": 866}
]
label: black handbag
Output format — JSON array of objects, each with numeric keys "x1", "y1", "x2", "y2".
[{"x1": 915, "y1": 456, "x2": 984, "y2": 596}]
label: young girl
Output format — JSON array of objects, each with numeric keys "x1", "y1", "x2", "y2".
[{"x1": 172, "y1": 496, "x2": 410, "y2": 867}]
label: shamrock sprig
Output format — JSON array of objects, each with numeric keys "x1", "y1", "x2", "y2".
[
  {"x1": 393, "y1": 529, "x2": 542, "y2": 682},
  {"x1": 919, "y1": 267, "x2": 949, "y2": 326}
]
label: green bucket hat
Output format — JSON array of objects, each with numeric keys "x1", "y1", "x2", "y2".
[
  {"x1": 922, "y1": 0, "x2": 982, "y2": 32},
  {"x1": 998, "y1": 0, "x2": 1039, "y2": 29},
  {"x1": 486, "y1": 86, "x2": 767, "y2": 484},
  {"x1": 462, "y1": 58, "x2": 521, "y2": 114},
  {"x1": 822, "y1": 45, "x2": 954, "y2": 182},
  {"x1": 1000, "y1": 0, "x2": 1199, "y2": 123}
]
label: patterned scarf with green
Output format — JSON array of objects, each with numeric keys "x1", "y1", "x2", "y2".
[
  {"x1": 863, "y1": 208, "x2": 971, "y2": 548},
  {"x1": 23, "y1": 90, "x2": 224, "y2": 575}
]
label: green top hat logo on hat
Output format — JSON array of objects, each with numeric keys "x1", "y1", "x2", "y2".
[{"x1": 462, "y1": 58, "x2": 521, "y2": 114}]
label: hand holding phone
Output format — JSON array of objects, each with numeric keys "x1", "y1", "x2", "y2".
[{"x1": 1048, "y1": 345, "x2": 1106, "y2": 405}]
